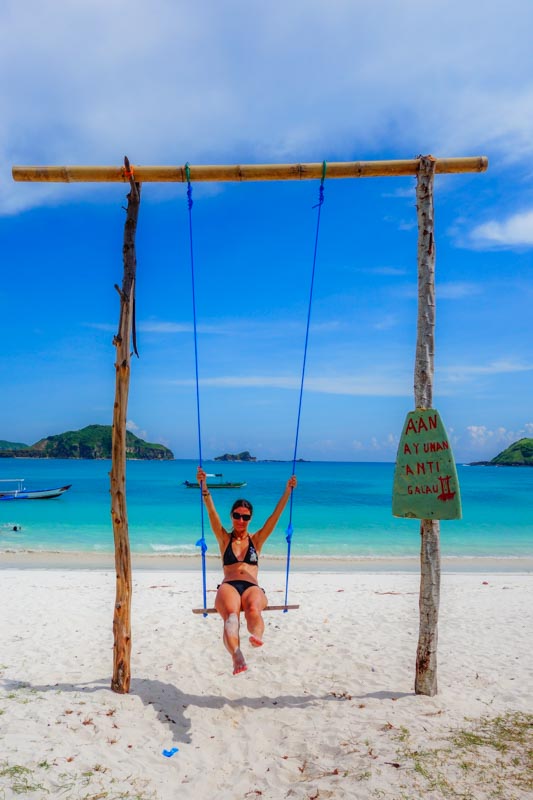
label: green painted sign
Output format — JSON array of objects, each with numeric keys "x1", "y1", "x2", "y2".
[{"x1": 392, "y1": 408, "x2": 462, "y2": 520}]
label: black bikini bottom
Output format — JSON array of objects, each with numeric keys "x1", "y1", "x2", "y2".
[{"x1": 219, "y1": 580, "x2": 265, "y2": 597}]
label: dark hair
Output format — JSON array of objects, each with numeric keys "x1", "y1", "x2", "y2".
[{"x1": 231, "y1": 498, "x2": 253, "y2": 515}]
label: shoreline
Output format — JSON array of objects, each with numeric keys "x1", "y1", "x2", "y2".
[{"x1": 1, "y1": 549, "x2": 532, "y2": 572}]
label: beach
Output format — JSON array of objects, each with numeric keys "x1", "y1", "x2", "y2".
[{"x1": 1, "y1": 566, "x2": 531, "y2": 799}]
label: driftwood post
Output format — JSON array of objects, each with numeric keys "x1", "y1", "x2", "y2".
[
  {"x1": 110, "y1": 157, "x2": 141, "y2": 694},
  {"x1": 414, "y1": 155, "x2": 440, "y2": 696}
]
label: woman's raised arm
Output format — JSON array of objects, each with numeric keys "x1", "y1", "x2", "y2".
[
  {"x1": 253, "y1": 475, "x2": 297, "y2": 551},
  {"x1": 197, "y1": 467, "x2": 225, "y2": 544}
]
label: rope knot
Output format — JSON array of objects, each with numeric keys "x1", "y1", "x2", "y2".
[
  {"x1": 285, "y1": 523, "x2": 293, "y2": 544},
  {"x1": 312, "y1": 183, "x2": 325, "y2": 209},
  {"x1": 195, "y1": 537, "x2": 208, "y2": 554}
]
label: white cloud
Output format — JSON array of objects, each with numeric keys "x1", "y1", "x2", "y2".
[
  {"x1": 126, "y1": 419, "x2": 147, "y2": 440},
  {"x1": 138, "y1": 322, "x2": 193, "y2": 334},
  {"x1": 437, "y1": 282, "x2": 483, "y2": 300},
  {"x1": 466, "y1": 425, "x2": 496, "y2": 444},
  {"x1": 373, "y1": 314, "x2": 399, "y2": 331},
  {"x1": 367, "y1": 433, "x2": 398, "y2": 453},
  {"x1": 382, "y1": 187, "x2": 416, "y2": 200},
  {"x1": 399, "y1": 281, "x2": 482, "y2": 300},
  {"x1": 85, "y1": 319, "x2": 253, "y2": 335},
  {"x1": 85, "y1": 321, "x2": 194, "y2": 334},
  {"x1": 138, "y1": 321, "x2": 232, "y2": 335},
  {"x1": 370, "y1": 267, "x2": 407, "y2": 277},
  {"x1": 397, "y1": 220, "x2": 417, "y2": 232},
  {"x1": 443, "y1": 360, "x2": 533, "y2": 382},
  {"x1": 85, "y1": 316, "x2": 354, "y2": 344},
  {"x1": 84, "y1": 323, "x2": 116, "y2": 332},
  {"x1": 3, "y1": 1, "x2": 533, "y2": 214},
  {"x1": 308, "y1": 320, "x2": 345, "y2": 334},
  {"x1": 469, "y1": 209, "x2": 533, "y2": 248},
  {"x1": 168, "y1": 373, "x2": 410, "y2": 396},
  {"x1": 465, "y1": 423, "x2": 533, "y2": 448}
]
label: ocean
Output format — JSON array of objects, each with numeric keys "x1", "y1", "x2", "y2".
[{"x1": 0, "y1": 458, "x2": 532, "y2": 565}]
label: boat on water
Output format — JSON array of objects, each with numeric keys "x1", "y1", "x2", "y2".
[
  {"x1": 183, "y1": 473, "x2": 246, "y2": 490},
  {"x1": 0, "y1": 479, "x2": 72, "y2": 501}
]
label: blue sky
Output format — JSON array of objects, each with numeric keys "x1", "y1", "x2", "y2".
[{"x1": 1, "y1": 0, "x2": 532, "y2": 462}]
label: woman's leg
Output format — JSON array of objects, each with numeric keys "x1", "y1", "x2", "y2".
[
  {"x1": 242, "y1": 586, "x2": 268, "y2": 647},
  {"x1": 215, "y1": 583, "x2": 247, "y2": 674}
]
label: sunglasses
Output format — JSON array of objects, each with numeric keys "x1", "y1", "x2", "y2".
[{"x1": 232, "y1": 512, "x2": 251, "y2": 521}]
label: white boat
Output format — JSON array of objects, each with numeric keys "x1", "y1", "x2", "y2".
[
  {"x1": 183, "y1": 472, "x2": 246, "y2": 489},
  {"x1": 0, "y1": 479, "x2": 72, "y2": 501}
]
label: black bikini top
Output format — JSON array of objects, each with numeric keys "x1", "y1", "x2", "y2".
[{"x1": 222, "y1": 534, "x2": 259, "y2": 566}]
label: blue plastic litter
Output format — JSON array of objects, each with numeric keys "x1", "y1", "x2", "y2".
[{"x1": 162, "y1": 747, "x2": 179, "y2": 757}]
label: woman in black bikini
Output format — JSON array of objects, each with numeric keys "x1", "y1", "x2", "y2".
[{"x1": 197, "y1": 466, "x2": 297, "y2": 675}]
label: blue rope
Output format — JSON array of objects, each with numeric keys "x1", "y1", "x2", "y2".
[
  {"x1": 284, "y1": 161, "x2": 326, "y2": 611},
  {"x1": 185, "y1": 163, "x2": 208, "y2": 618}
]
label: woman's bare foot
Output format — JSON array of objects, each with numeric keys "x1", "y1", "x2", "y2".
[
  {"x1": 249, "y1": 634, "x2": 263, "y2": 647},
  {"x1": 232, "y1": 648, "x2": 247, "y2": 675}
]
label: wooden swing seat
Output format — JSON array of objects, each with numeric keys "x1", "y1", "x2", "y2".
[{"x1": 192, "y1": 604, "x2": 299, "y2": 615}]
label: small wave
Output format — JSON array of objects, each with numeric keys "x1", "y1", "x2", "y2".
[{"x1": 149, "y1": 543, "x2": 197, "y2": 553}]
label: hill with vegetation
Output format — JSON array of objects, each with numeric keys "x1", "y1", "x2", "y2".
[
  {"x1": 0, "y1": 439, "x2": 29, "y2": 450},
  {"x1": 471, "y1": 438, "x2": 533, "y2": 467},
  {"x1": 0, "y1": 425, "x2": 173, "y2": 460},
  {"x1": 214, "y1": 450, "x2": 257, "y2": 462},
  {"x1": 490, "y1": 438, "x2": 533, "y2": 466}
]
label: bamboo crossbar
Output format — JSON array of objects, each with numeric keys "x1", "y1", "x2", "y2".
[
  {"x1": 192, "y1": 604, "x2": 300, "y2": 614},
  {"x1": 12, "y1": 157, "x2": 488, "y2": 184}
]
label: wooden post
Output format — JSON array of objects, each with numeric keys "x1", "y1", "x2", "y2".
[
  {"x1": 414, "y1": 155, "x2": 440, "y2": 697},
  {"x1": 110, "y1": 157, "x2": 141, "y2": 694}
]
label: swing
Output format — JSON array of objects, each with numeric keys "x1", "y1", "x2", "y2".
[{"x1": 188, "y1": 162, "x2": 327, "y2": 616}]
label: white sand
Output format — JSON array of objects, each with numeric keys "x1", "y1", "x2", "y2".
[{"x1": 0, "y1": 568, "x2": 531, "y2": 799}]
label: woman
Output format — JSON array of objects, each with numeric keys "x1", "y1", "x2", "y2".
[{"x1": 197, "y1": 466, "x2": 297, "y2": 675}]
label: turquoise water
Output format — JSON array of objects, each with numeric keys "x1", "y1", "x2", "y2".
[{"x1": 0, "y1": 458, "x2": 532, "y2": 559}]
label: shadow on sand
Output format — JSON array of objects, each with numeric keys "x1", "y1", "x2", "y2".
[{"x1": 2, "y1": 676, "x2": 344, "y2": 746}]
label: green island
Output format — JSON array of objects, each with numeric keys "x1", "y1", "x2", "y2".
[
  {"x1": 0, "y1": 439, "x2": 29, "y2": 450},
  {"x1": 470, "y1": 437, "x2": 533, "y2": 467},
  {"x1": 214, "y1": 450, "x2": 257, "y2": 462},
  {"x1": 0, "y1": 424, "x2": 173, "y2": 460},
  {"x1": 213, "y1": 451, "x2": 308, "y2": 463}
]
